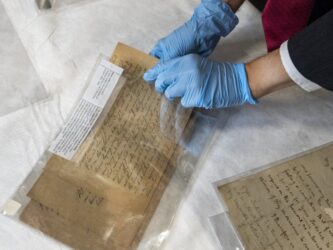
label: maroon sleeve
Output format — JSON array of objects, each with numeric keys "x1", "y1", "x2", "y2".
[{"x1": 262, "y1": 0, "x2": 315, "y2": 52}]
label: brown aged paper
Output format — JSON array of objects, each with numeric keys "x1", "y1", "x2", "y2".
[
  {"x1": 218, "y1": 144, "x2": 333, "y2": 250},
  {"x1": 20, "y1": 43, "x2": 192, "y2": 250}
]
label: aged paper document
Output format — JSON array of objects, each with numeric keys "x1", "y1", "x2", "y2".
[
  {"x1": 20, "y1": 43, "x2": 191, "y2": 250},
  {"x1": 218, "y1": 144, "x2": 333, "y2": 250}
]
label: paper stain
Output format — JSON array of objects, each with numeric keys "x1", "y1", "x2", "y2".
[{"x1": 322, "y1": 207, "x2": 333, "y2": 221}]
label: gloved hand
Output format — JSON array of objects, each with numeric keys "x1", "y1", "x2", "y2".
[
  {"x1": 143, "y1": 54, "x2": 257, "y2": 109},
  {"x1": 150, "y1": 0, "x2": 238, "y2": 61}
]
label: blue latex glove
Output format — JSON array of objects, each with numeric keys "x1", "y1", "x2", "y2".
[
  {"x1": 150, "y1": 0, "x2": 238, "y2": 61},
  {"x1": 143, "y1": 54, "x2": 257, "y2": 109}
]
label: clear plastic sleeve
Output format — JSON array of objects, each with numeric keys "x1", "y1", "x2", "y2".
[
  {"x1": 209, "y1": 213, "x2": 245, "y2": 250},
  {"x1": 210, "y1": 142, "x2": 333, "y2": 250},
  {"x1": 0, "y1": 1, "x2": 47, "y2": 117},
  {"x1": 1, "y1": 43, "x2": 216, "y2": 250}
]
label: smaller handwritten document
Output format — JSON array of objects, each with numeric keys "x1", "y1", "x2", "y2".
[{"x1": 218, "y1": 144, "x2": 333, "y2": 250}]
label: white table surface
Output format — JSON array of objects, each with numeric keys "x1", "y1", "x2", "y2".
[{"x1": 0, "y1": 0, "x2": 333, "y2": 249}]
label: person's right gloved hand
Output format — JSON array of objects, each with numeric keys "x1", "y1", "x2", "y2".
[
  {"x1": 150, "y1": 0, "x2": 239, "y2": 61},
  {"x1": 144, "y1": 54, "x2": 257, "y2": 109}
]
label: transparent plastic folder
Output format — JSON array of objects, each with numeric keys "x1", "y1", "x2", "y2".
[
  {"x1": 210, "y1": 142, "x2": 333, "y2": 250},
  {"x1": 1, "y1": 43, "x2": 216, "y2": 250},
  {"x1": 0, "y1": 1, "x2": 47, "y2": 116}
]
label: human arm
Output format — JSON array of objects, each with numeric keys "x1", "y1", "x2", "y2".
[
  {"x1": 224, "y1": 0, "x2": 245, "y2": 12},
  {"x1": 246, "y1": 50, "x2": 292, "y2": 99},
  {"x1": 143, "y1": 49, "x2": 291, "y2": 109},
  {"x1": 144, "y1": 8, "x2": 333, "y2": 109},
  {"x1": 237, "y1": 7, "x2": 333, "y2": 97}
]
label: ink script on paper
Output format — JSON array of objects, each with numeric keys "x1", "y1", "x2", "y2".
[
  {"x1": 219, "y1": 144, "x2": 333, "y2": 250},
  {"x1": 20, "y1": 43, "x2": 191, "y2": 250}
]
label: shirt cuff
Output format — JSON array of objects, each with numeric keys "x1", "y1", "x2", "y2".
[{"x1": 279, "y1": 41, "x2": 321, "y2": 92}]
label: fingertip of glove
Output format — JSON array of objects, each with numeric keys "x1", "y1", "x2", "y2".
[
  {"x1": 150, "y1": 46, "x2": 163, "y2": 59},
  {"x1": 149, "y1": 51, "x2": 159, "y2": 59},
  {"x1": 180, "y1": 98, "x2": 193, "y2": 109},
  {"x1": 155, "y1": 85, "x2": 165, "y2": 94},
  {"x1": 164, "y1": 91, "x2": 175, "y2": 101},
  {"x1": 143, "y1": 71, "x2": 156, "y2": 83}
]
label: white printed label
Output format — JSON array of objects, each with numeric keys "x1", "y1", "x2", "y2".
[{"x1": 49, "y1": 59, "x2": 123, "y2": 160}]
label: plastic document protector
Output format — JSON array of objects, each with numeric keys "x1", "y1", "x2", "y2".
[
  {"x1": 0, "y1": 1, "x2": 47, "y2": 116},
  {"x1": 1, "y1": 43, "x2": 215, "y2": 250},
  {"x1": 211, "y1": 143, "x2": 333, "y2": 250}
]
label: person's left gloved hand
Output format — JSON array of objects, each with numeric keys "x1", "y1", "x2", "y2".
[
  {"x1": 150, "y1": 0, "x2": 238, "y2": 61},
  {"x1": 143, "y1": 54, "x2": 257, "y2": 109}
]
